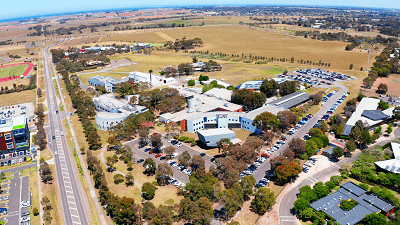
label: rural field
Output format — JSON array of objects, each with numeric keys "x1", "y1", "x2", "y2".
[
  {"x1": 101, "y1": 24, "x2": 376, "y2": 72},
  {"x1": 367, "y1": 75, "x2": 400, "y2": 97}
]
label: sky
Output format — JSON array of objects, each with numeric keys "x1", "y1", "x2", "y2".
[{"x1": 2, "y1": 0, "x2": 400, "y2": 21}]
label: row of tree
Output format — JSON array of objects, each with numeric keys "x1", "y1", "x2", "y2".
[{"x1": 0, "y1": 74, "x2": 36, "y2": 95}]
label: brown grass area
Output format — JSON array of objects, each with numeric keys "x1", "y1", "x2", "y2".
[
  {"x1": 235, "y1": 207, "x2": 259, "y2": 225},
  {"x1": 101, "y1": 31, "x2": 167, "y2": 43},
  {"x1": 0, "y1": 77, "x2": 31, "y2": 89},
  {"x1": 370, "y1": 75, "x2": 400, "y2": 97},
  {"x1": 27, "y1": 170, "x2": 40, "y2": 225},
  {"x1": 42, "y1": 164, "x2": 64, "y2": 225},
  {"x1": 150, "y1": 185, "x2": 183, "y2": 207},
  {"x1": 40, "y1": 148, "x2": 54, "y2": 161},
  {"x1": 233, "y1": 129, "x2": 251, "y2": 141},
  {"x1": 268, "y1": 182, "x2": 285, "y2": 196},
  {"x1": 0, "y1": 89, "x2": 35, "y2": 106},
  {"x1": 158, "y1": 25, "x2": 376, "y2": 71},
  {"x1": 304, "y1": 86, "x2": 327, "y2": 95}
]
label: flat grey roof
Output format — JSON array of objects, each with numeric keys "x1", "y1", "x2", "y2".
[
  {"x1": 341, "y1": 182, "x2": 367, "y2": 197},
  {"x1": 269, "y1": 91, "x2": 311, "y2": 109},
  {"x1": 310, "y1": 181, "x2": 394, "y2": 225},
  {"x1": 361, "y1": 110, "x2": 390, "y2": 121},
  {"x1": 342, "y1": 124, "x2": 354, "y2": 136}
]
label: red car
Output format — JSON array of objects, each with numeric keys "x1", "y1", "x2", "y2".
[
  {"x1": 261, "y1": 153, "x2": 270, "y2": 158},
  {"x1": 149, "y1": 150, "x2": 153, "y2": 154},
  {"x1": 155, "y1": 154, "x2": 162, "y2": 158},
  {"x1": 152, "y1": 132, "x2": 158, "y2": 135}
]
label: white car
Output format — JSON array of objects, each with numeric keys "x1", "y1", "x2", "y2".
[
  {"x1": 55, "y1": 151, "x2": 58, "y2": 155},
  {"x1": 168, "y1": 139, "x2": 175, "y2": 143},
  {"x1": 177, "y1": 143, "x2": 183, "y2": 147},
  {"x1": 20, "y1": 217, "x2": 30, "y2": 222},
  {"x1": 171, "y1": 153, "x2": 179, "y2": 158}
]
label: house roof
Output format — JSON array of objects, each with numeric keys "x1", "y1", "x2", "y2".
[
  {"x1": 244, "y1": 104, "x2": 287, "y2": 120},
  {"x1": 204, "y1": 88, "x2": 233, "y2": 101},
  {"x1": 375, "y1": 142, "x2": 400, "y2": 173},
  {"x1": 361, "y1": 110, "x2": 390, "y2": 121},
  {"x1": 159, "y1": 113, "x2": 175, "y2": 121},
  {"x1": 0, "y1": 115, "x2": 26, "y2": 133},
  {"x1": 269, "y1": 91, "x2": 311, "y2": 109}
]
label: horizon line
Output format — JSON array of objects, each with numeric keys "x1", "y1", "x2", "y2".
[{"x1": 1, "y1": 4, "x2": 399, "y2": 23}]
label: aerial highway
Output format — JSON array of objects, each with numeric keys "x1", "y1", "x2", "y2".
[{"x1": 43, "y1": 47, "x2": 90, "y2": 225}]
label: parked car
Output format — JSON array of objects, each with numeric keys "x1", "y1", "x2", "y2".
[
  {"x1": 155, "y1": 154, "x2": 162, "y2": 158},
  {"x1": 144, "y1": 148, "x2": 151, "y2": 152},
  {"x1": 137, "y1": 159, "x2": 144, "y2": 163},
  {"x1": 200, "y1": 153, "x2": 206, "y2": 157},
  {"x1": 177, "y1": 143, "x2": 183, "y2": 147}
]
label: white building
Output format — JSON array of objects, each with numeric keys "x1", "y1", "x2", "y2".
[
  {"x1": 128, "y1": 71, "x2": 176, "y2": 87},
  {"x1": 342, "y1": 97, "x2": 394, "y2": 136},
  {"x1": 94, "y1": 94, "x2": 148, "y2": 130},
  {"x1": 375, "y1": 143, "x2": 400, "y2": 173}
]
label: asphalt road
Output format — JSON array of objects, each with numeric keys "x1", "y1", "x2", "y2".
[
  {"x1": 251, "y1": 82, "x2": 348, "y2": 182},
  {"x1": 125, "y1": 137, "x2": 215, "y2": 184},
  {"x1": 43, "y1": 47, "x2": 90, "y2": 225},
  {"x1": 4, "y1": 171, "x2": 21, "y2": 225}
]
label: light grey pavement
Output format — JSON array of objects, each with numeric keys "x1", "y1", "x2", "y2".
[{"x1": 43, "y1": 46, "x2": 90, "y2": 225}]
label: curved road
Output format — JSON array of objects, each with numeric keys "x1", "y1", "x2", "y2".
[{"x1": 279, "y1": 127, "x2": 400, "y2": 224}]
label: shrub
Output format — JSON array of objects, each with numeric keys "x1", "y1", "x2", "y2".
[
  {"x1": 33, "y1": 207, "x2": 39, "y2": 216},
  {"x1": 339, "y1": 200, "x2": 358, "y2": 210},
  {"x1": 178, "y1": 136, "x2": 189, "y2": 141},
  {"x1": 359, "y1": 183, "x2": 370, "y2": 191},
  {"x1": 188, "y1": 79, "x2": 195, "y2": 86},
  {"x1": 114, "y1": 174, "x2": 124, "y2": 184}
]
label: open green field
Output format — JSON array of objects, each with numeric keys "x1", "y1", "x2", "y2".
[{"x1": 0, "y1": 64, "x2": 28, "y2": 78}]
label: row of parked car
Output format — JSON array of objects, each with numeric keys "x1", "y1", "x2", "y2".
[
  {"x1": 239, "y1": 155, "x2": 269, "y2": 179},
  {"x1": 302, "y1": 157, "x2": 318, "y2": 173},
  {"x1": 296, "y1": 68, "x2": 355, "y2": 81},
  {"x1": 282, "y1": 74, "x2": 321, "y2": 85},
  {"x1": 287, "y1": 114, "x2": 314, "y2": 135},
  {"x1": 318, "y1": 92, "x2": 349, "y2": 123},
  {"x1": 167, "y1": 160, "x2": 193, "y2": 176},
  {"x1": 322, "y1": 90, "x2": 338, "y2": 102},
  {"x1": 168, "y1": 177, "x2": 185, "y2": 188}
]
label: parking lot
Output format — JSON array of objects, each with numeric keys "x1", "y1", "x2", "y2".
[
  {"x1": 0, "y1": 102, "x2": 35, "y2": 121},
  {"x1": 0, "y1": 149, "x2": 34, "y2": 167},
  {"x1": 295, "y1": 68, "x2": 355, "y2": 82},
  {"x1": 0, "y1": 165, "x2": 32, "y2": 225},
  {"x1": 125, "y1": 136, "x2": 215, "y2": 185}
]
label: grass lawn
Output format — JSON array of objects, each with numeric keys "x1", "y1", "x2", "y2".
[
  {"x1": 26, "y1": 170, "x2": 40, "y2": 225},
  {"x1": 268, "y1": 181, "x2": 285, "y2": 196},
  {"x1": 304, "y1": 86, "x2": 327, "y2": 95},
  {"x1": 42, "y1": 164, "x2": 63, "y2": 225},
  {"x1": 205, "y1": 148, "x2": 220, "y2": 156},
  {"x1": 150, "y1": 185, "x2": 184, "y2": 207},
  {"x1": 307, "y1": 104, "x2": 321, "y2": 115},
  {"x1": 40, "y1": 148, "x2": 54, "y2": 161},
  {"x1": 178, "y1": 132, "x2": 198, "y2": 139},
  {"x1": 234, "y1": 208, "x2": 259, "y2": 225},
  {"x1": 233, "y1": 129, "x2": 251, "y2": 141},
  {"x1": 0, "y1": 89, "x2": 35, "y2": 106},
  {"x1": 0, "y1": 64, "x2": 29, "y2": 78},
  {"x1": 0, "y1": 77, "x2": 31, "y2": 90}
]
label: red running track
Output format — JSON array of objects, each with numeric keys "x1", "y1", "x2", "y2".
[{"x1": 0, "y1": 63, "x2": 34, "y2": 82}]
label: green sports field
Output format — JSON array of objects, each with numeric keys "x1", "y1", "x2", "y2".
[{"x1": 0, "y1": 64, "x2": 29, "y2": 78}]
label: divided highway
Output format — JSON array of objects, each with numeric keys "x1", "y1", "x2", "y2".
[{"x1": 43, "y1": 48, "x2": 90, "y2": 225}]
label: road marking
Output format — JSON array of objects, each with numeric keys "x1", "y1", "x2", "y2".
[
  {"x1": 307, "y1": 176, "x2": 318, "y2": 183},
  {"x1": 280, "y1": 216, "x2": 296, "y2": 221}
]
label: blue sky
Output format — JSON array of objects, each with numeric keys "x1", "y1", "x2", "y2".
[{"x1": 2, "y1": 0, "x2": 400, "y2": 21}]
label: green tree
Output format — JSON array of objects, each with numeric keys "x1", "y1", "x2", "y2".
[
  {"x1": 156, "y1": 162, "x2": 173, "y2": 186},
  {"x1": 253, "y1": 111, "x2": 279, "y2": 131},
  {"x1": 360, "y1": 213, "x2": 388, "y2": 225},
  {"x1": 239, "y1": 175, "x2": 256, "y2": 200},
  {"x1": 386, "y1": 123, "x2": 393, "y2": 134},
  {"x1": 332, "y1": 146, "x2": 344, "y2": 158},
  {"x1": 188, "y1": 79, "x2": 195, "y2": 86},
  {"x1": 260, "y1": 79, "x2": 279, "y2": 97},
  {"x1": 251, "y1": 188, "x2": 276, "y2": 215},
  {"x1": 142, "y1": 201, "x2": 156, "y2": 220},
  {"x1": 113, "y1": 174, "x2": 124, "y2": 184},
  {"x1": 178, "y1": 151, "x2": 192, "y2": 167},
  {"x1": 151, "y1": 134, "x2": 163, "y2": 150},
  {"x1": 142, "y1": 182, "x2": 157, "y2": 200},
  {"x1": 216, "y1": 138, "x2": 233, "y2": 155},
  {"x1": 125, "y1": 172, "x2": 134, "y2": 186},
  {"x1": 143, "y1": 158, "x2": 156, "y2": 175},
  {"x1": 293, "y1": 197, "x2": 310, "y2": 212},
  {"x1": 217, "y1": 184, "x2": 244, "y2": 219}
]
